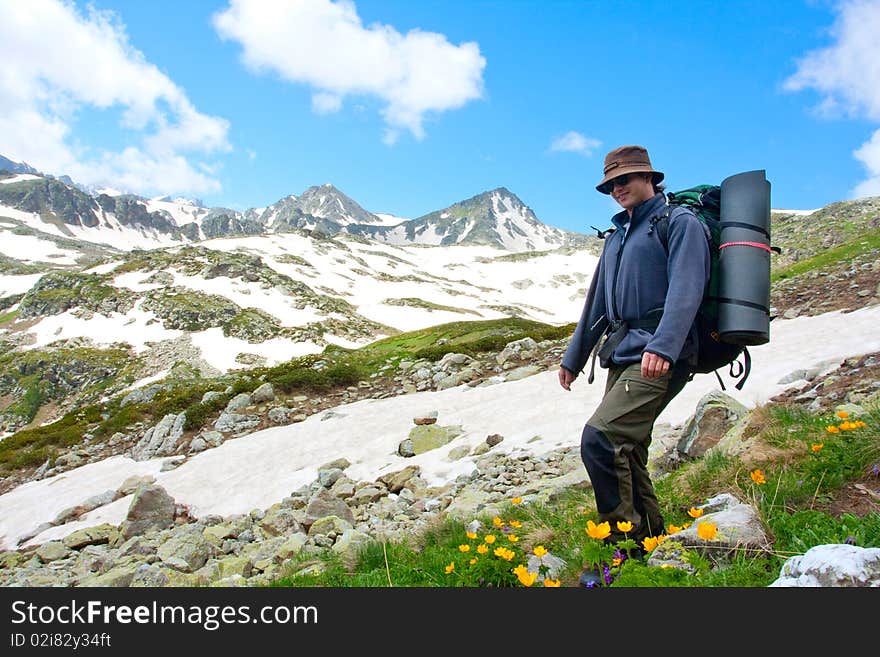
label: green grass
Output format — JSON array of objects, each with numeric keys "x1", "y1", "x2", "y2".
[
  {"x1": 0, "y1": 308, "x2": 19, "y2": 324},
  {"x1": 772, "y1": 230, "x2": 880, "y2": 282},
  {"x1": 382, "y1": 297, "x2": 482, "y2": 315},
  {"x1": 360, "y1": 317, "x2": 574, "y2": 362},
  {"x1": 7, "y1": 381, "x2": 46, "y2": 424},
  {"x1": 0, "y1": 405, "x2": 103, "y2": 470}
]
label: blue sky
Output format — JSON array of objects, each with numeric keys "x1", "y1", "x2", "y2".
[{"x1": 2, "y1": 0, "x2": 880, "y2": 233}]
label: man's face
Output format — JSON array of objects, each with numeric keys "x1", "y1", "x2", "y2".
[{"x1": 610, "y1": 173, "x2": 655, "y2": 212}]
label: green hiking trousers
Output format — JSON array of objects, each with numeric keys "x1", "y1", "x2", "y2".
[{"x1": 580, "y1": 360, "x2": 691, "y2": 542}]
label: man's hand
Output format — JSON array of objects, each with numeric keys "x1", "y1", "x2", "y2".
[
  {"x1": 641, "y1": 351, "x2": 670, "y2": 379},
  {"x1": 558, "y1": 366, "x2": 577, "y2": 391}
]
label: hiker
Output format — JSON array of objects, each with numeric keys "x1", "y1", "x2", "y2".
[{"x1": 558, "y1": 145, "x2": 710, "y2": 576}]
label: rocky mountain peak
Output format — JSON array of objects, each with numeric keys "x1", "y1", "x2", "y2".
[
  {"x1": 294, "y1": 183, "x2": 381, "y2": 226},
  {"x1": 0, "y1": 154, "x2": 39, "y2": 175}
]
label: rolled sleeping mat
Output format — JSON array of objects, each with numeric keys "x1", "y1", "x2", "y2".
[{"x1": 717, "y1": 169, "x2": 771, "y2": 346}]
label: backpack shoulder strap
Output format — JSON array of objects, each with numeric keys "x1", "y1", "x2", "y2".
[
  {"x1": 653, "y1": 203, "x2": 711, "y2": 254},
  {"x1": 647, "y1": 202, "x2": 684, "y2": 253}
]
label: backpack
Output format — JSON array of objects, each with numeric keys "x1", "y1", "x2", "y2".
[
  {"x1": 653, "y1": 185, "x2": 752, "y2": 390},
  {"x1": 591, "y1": 182, "x2": 776, "y2": 390}
]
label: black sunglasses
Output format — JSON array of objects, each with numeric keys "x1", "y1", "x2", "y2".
[{"x1": 599, "y1": 173, "x2": 634, "y2": 194}]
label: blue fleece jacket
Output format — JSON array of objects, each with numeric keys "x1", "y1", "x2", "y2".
[{"x1": 561, "y1": 192, "x2": 710, "y2": 376}]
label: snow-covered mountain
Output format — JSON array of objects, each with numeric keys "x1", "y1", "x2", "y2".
[
  {"x1": 144, "y1": 196, "x2": 209, "y2": 229},
  {"x1": 293, "y1": 183, "x2": 385, "y2": 226},
  {"x1": 347, "y1": 187, "x2": 571, "y2": 250},
  {"x1": 0, "y1": 155, "x2": 586, "y2": 252},
  {"x1": 254, "y1": 184, "x2": 367, "y2": 236},
  {"x1": 0, "y1": 155, "x2": 39, "y2": 176}
]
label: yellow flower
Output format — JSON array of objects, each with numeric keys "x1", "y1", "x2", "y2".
[
  {"x1": 517, "y1": 570, "x2": 538, "y2": 587},
  {"x1": 688, "y1": 507, "x2": 704, "y2": 518},
  {"x1": 513, "y1": 564, "x2": 528, "y2": 576},
  {"x1": 445, "y1": 562, "x2": 455, "y2": 573},
  {"x1": 469, "y1": 558, "x2": 478, "y2": 565},
  {"x1": 667, "y1": 524, "x2": 682, "y2": 534},
  {"x1": 477, "y1": 544, "x2": 489, "y2": 554},
  {"x1": 511, "y1": 497, "x2": 523, "y2": 505},
  {"x1": 493, "y1": 516, "x2": 505, "y2": 528},
  {"x1": 836, "y1": 410, "x2": 849, "y2": 419},
  {"x1": 643, "y1": 536, "x2": 659, "y2": 552},
  {"x1": 840, "y1": 421, "x2": 853, "y2": 431},
  {"x1": 811, "y1": 443, "x2": 824, "y2": 452},
  {"x1": 682, "y1": 522, "x2": 691, "y2": 530},
  {"x1": 458, "y1": 544, "x2": 471, "y2": 552},
  {"x1": 533, "y1": 545, "x2": 548, "y2": 557},
  {"x1": 543, "y1": 578, "x2": 561, "y2": 588},
  {"x1": 616, "y1": 520, "x2": 634, "y2": 533},
  {"x1": 697, "y1": 522, "x2": 718, "y2": 540},
  {"x1": 507, "y1": 534, "x2": 519, "y2": 543},
  {"x1": 612, "y1": 557, "x2": 623, "y2": 567},
  {"x1": 466, "y1": 531, "x2": 477, "y2": 540},
  {"x1": 855, "y1": 420, "x2": 867, "y2": 428},
  {"x1": 586, "y1": 520, "x2": 611, "y2": 540},
  {"x1": 494, "y1": 547, "x2": 515, "y2": 561},
  {"x1": 509, "y1": 520, "x2": 522, "y2": 528},
  {"x1": 750, "y1": 469, "x2": 766, "y2": 485},
  {"x1": 484, "y1": 534, "x2": 496, "y2": 544},
  {"x1": 826, "y1": 425, "x2": 840, "y2": 434}
]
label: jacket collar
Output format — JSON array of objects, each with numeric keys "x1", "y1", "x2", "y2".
[{"x1": 611, "y1": 192, "x2": 667, "y2": 232}]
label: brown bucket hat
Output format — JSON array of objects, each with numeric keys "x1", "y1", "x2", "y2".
[{"x1": 596, "y1": 144, "x2": 664, "y2": 194}]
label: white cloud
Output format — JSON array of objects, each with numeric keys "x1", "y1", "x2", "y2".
[
  {"x1": 549, "y1": 131, "x2": 601, "y2": 156},
  {"x1": 213, "y1": 0, "x2": 486, "y2": 142},
  {"x1": 784, "y1": 0, "x2": 880, "y2": 120},
  {"x1": 852, "y1": 127, "x2": 880, "y2": 197},
  {"x1": 312, "y1": 92, "x2": 343, "y2": 114},
  {"x1": 784, "y1": 0, "x2": 880, "y2": 198},
  {"x1": 0, "y1": 0, "x2": 231, "y2": 195}
]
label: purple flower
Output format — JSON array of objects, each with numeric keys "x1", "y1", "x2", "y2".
[
  {"x1": 613, "y1": 548, "x2": 627, "y2": 563},
  {"x1": 845, "y1": 536, "x2": 857, "y2": 545},
  {"x1": 872, "y1": 464, "x2": 879, "y2": 477}
]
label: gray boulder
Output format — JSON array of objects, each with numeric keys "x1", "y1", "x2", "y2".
[
  {"x1": 157, "y1": 525, "x2": 214, "y2": 573},
  {"x1": 120, "y1": 484, "x2": 176, "y2": 539},
  {"x1": 303, "y1": 489, "x2": 356, "y2": 529},
  {"x1": 678, "y1": 391, "x2": 749, "y2": 458}
]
